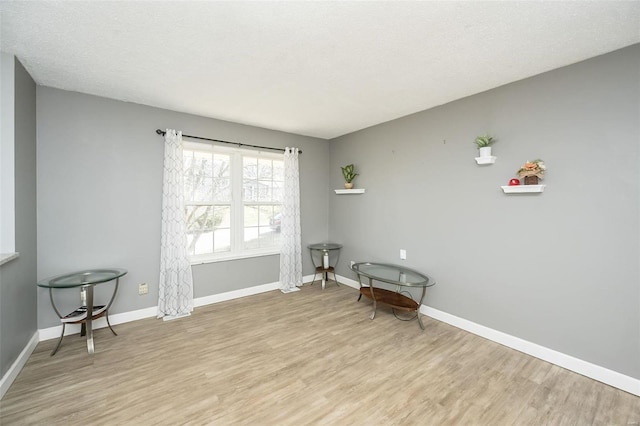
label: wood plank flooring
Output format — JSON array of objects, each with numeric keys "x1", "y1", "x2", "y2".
[{"x1": 1, "y1": 283, "x2": 639, "y2": 425}]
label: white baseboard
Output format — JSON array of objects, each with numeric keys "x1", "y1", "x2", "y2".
[
  {"x1": 6, "y1": 275, "x2": 312, "y2": 400},
  {"x1": 422, "y1": 305, "x2": 640, "y2": 397},
  {"x1": 39, "y1": 277, "x2": 316, "y2": 341},
  {"x1": 0, "y1": 332, "x2": 38, "y2": 400},
  {"x1": 337, "y1": 275, "x2": 360, "y2": 290},
  {"x1": 194, "y1": 281, "x2": 281, "y2": 307},
  {"x1": 29, "y1": 273, "x2": 639, "y2": 399},
  {"x1": 39, "y1": 305, "x2": 158, "y2": 341},
  {"x1": 336, "y1": 274, "x2": 640, "y2": 397}
]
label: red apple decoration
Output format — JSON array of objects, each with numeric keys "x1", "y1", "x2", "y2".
[{"x1": 508, "y1": 178, "x2": 521, "y2": 186}]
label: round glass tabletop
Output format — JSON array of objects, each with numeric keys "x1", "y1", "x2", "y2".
[
  {"x1": 308, "y1": 243, "x2": 343, "y2": 250},
  {"x1": 37, "y1": 268, "x2": 128, "y2": 288}
]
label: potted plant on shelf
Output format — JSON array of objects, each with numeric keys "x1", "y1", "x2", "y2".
[
  {"x1": 517, "y1": 159, "x2": 546, "y2": 185},
  {"x1": 341, "y1": 164, "x2": 358, "y2": 189},
  {"x1": 474, "y1": 134, "x2": 496, "y2": 158}
]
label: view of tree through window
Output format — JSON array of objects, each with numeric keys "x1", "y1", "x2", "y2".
[
  {"x1": 242, "y1": 156, "x2": 284, "y2": 250},
  {"x1": 183, "y1": 142, "x2": 283, "y2": 261}
]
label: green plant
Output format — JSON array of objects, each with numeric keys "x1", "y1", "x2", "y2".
[
  {"x1": 474, "y1": 134, "x2": 495, "y2": 148},
  {"x1": 341, "y1": 164, "x2": 358, "y2": 183}
]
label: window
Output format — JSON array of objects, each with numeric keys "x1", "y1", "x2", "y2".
[
  {"x1": 183, "y1": 141, "x2": 284, "y2": 262},
  {"x1": 1, "y1": 52, "x2": 16, "y2": 258}
]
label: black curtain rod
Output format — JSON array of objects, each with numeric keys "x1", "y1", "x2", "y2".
[{"x1": 155, "y1": 129, "x2": 301, "y2": 154}]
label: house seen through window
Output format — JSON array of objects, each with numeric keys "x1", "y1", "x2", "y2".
[{"x1": 183, "y1": 141, "x2": 283, "y2": 262}]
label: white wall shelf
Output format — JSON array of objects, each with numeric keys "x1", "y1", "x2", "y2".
[
  {"x1": 475, "y1": 156, "x2": 497, "y2": 165},
  {"x1": 501, "y1": 185, "x2": 545, "y2": 194},
  {"x1": 335, "y1": 189, "x2": 366, "y2": 194}
]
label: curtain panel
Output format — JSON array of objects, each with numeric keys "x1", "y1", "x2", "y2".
[
  {"x1": 279, "y1": 147, "x2": 303, "y2": 293},
  {"x1": 158, "y1": 129, "x2": 194, "y2": 319}
]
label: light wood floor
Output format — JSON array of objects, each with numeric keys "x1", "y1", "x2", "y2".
[{"x1": 1, "y1": 283, "x2": 639, "y2": 425}]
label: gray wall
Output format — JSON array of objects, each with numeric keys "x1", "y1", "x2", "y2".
[
  {"x1": 0, "y1": 56, "x2": 37, "y2": 376},
  {"x1": 329, "y1": 44, "x2": 640, "y2": 379},
  {"x1": 36, "y1": 88, "x2": 330, "y2": 328}
]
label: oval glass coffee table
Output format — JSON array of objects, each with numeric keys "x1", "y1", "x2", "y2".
[
  {"x1": 351, "y1": 262, "x2": 434, "y2": 329},
  {"x1": 37, "y1": 268, "x2": 127, "y2": 355}
]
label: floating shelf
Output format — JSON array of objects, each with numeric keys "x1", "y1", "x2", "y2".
[
  {"x1": 475, "y1": 156, "x2": 497, "y2": 165},
  {"x1": 335, "y1": 189, "x2": 366, "y2": 194},
  {"x1": 501, "y1": 185, "x2": 546, "y2": 194}
]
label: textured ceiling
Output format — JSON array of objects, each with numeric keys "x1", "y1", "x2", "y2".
[{"x1": 1, "y1": 1, "x2": 639, "y2": 139}]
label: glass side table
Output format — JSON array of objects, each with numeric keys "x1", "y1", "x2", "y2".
[
  {"x1": 37, "y1": 268, "x2": 127, "y2": 355},
  {"x1": 308, "y1": 243, "x2": 343, "y2": 289}
]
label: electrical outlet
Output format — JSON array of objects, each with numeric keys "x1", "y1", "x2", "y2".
[
  {"x1": 400, "y1": 249, "x2": 407, "y2": 260},
  {"x1": 138, "y1": 282, "x2": 149, "y2": 295}
]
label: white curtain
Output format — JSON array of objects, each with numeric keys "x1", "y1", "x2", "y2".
[
  {"x1": 279, "y1": 147, "x2": 303, "y2": 293},
  {"x1": 158, "y1": 129, "x2": 194, "y2": 319}
]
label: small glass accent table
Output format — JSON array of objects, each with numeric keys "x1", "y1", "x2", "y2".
[
  {"x1": 308, "y1": 243, "x2": 343, "y2": 289},
  {"x1": 37, "y1": 268, "x2": 127, "y2": 355},
  {"x1": 351, "y1": 262, "x2": 434, "y2": 329}
]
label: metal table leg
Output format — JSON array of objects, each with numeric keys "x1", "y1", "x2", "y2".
[
  {"x1": 85, "y1": 284, "x2": 95, "y2": 354},
  {"x1": 368, "y1": 278, "x2": 377, "y2": 320},
  {"x1": 49, "y1": 288, "x2": 65, "y2": 356},
  {"x1": 416, "y1": 286, "x2": 427, "y2": 330},
  {"x1": 104, "y1": 278, "x2": 120, "y2": 336}
]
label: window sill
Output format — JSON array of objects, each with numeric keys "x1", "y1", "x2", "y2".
[
  {"x1": 0, "y1": 252, "x2": 19, "y2": 266},
  {"x1": 190, "y1": 250, "x2": 280, "y2": 265}
]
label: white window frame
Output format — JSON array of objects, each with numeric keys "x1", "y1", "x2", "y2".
[
  {"x1": 1, "y1": 52, "x2": 17, "y2": 262},
  {"x1": 184, "y1": 141, "x2": 283, "y2": 264}
]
